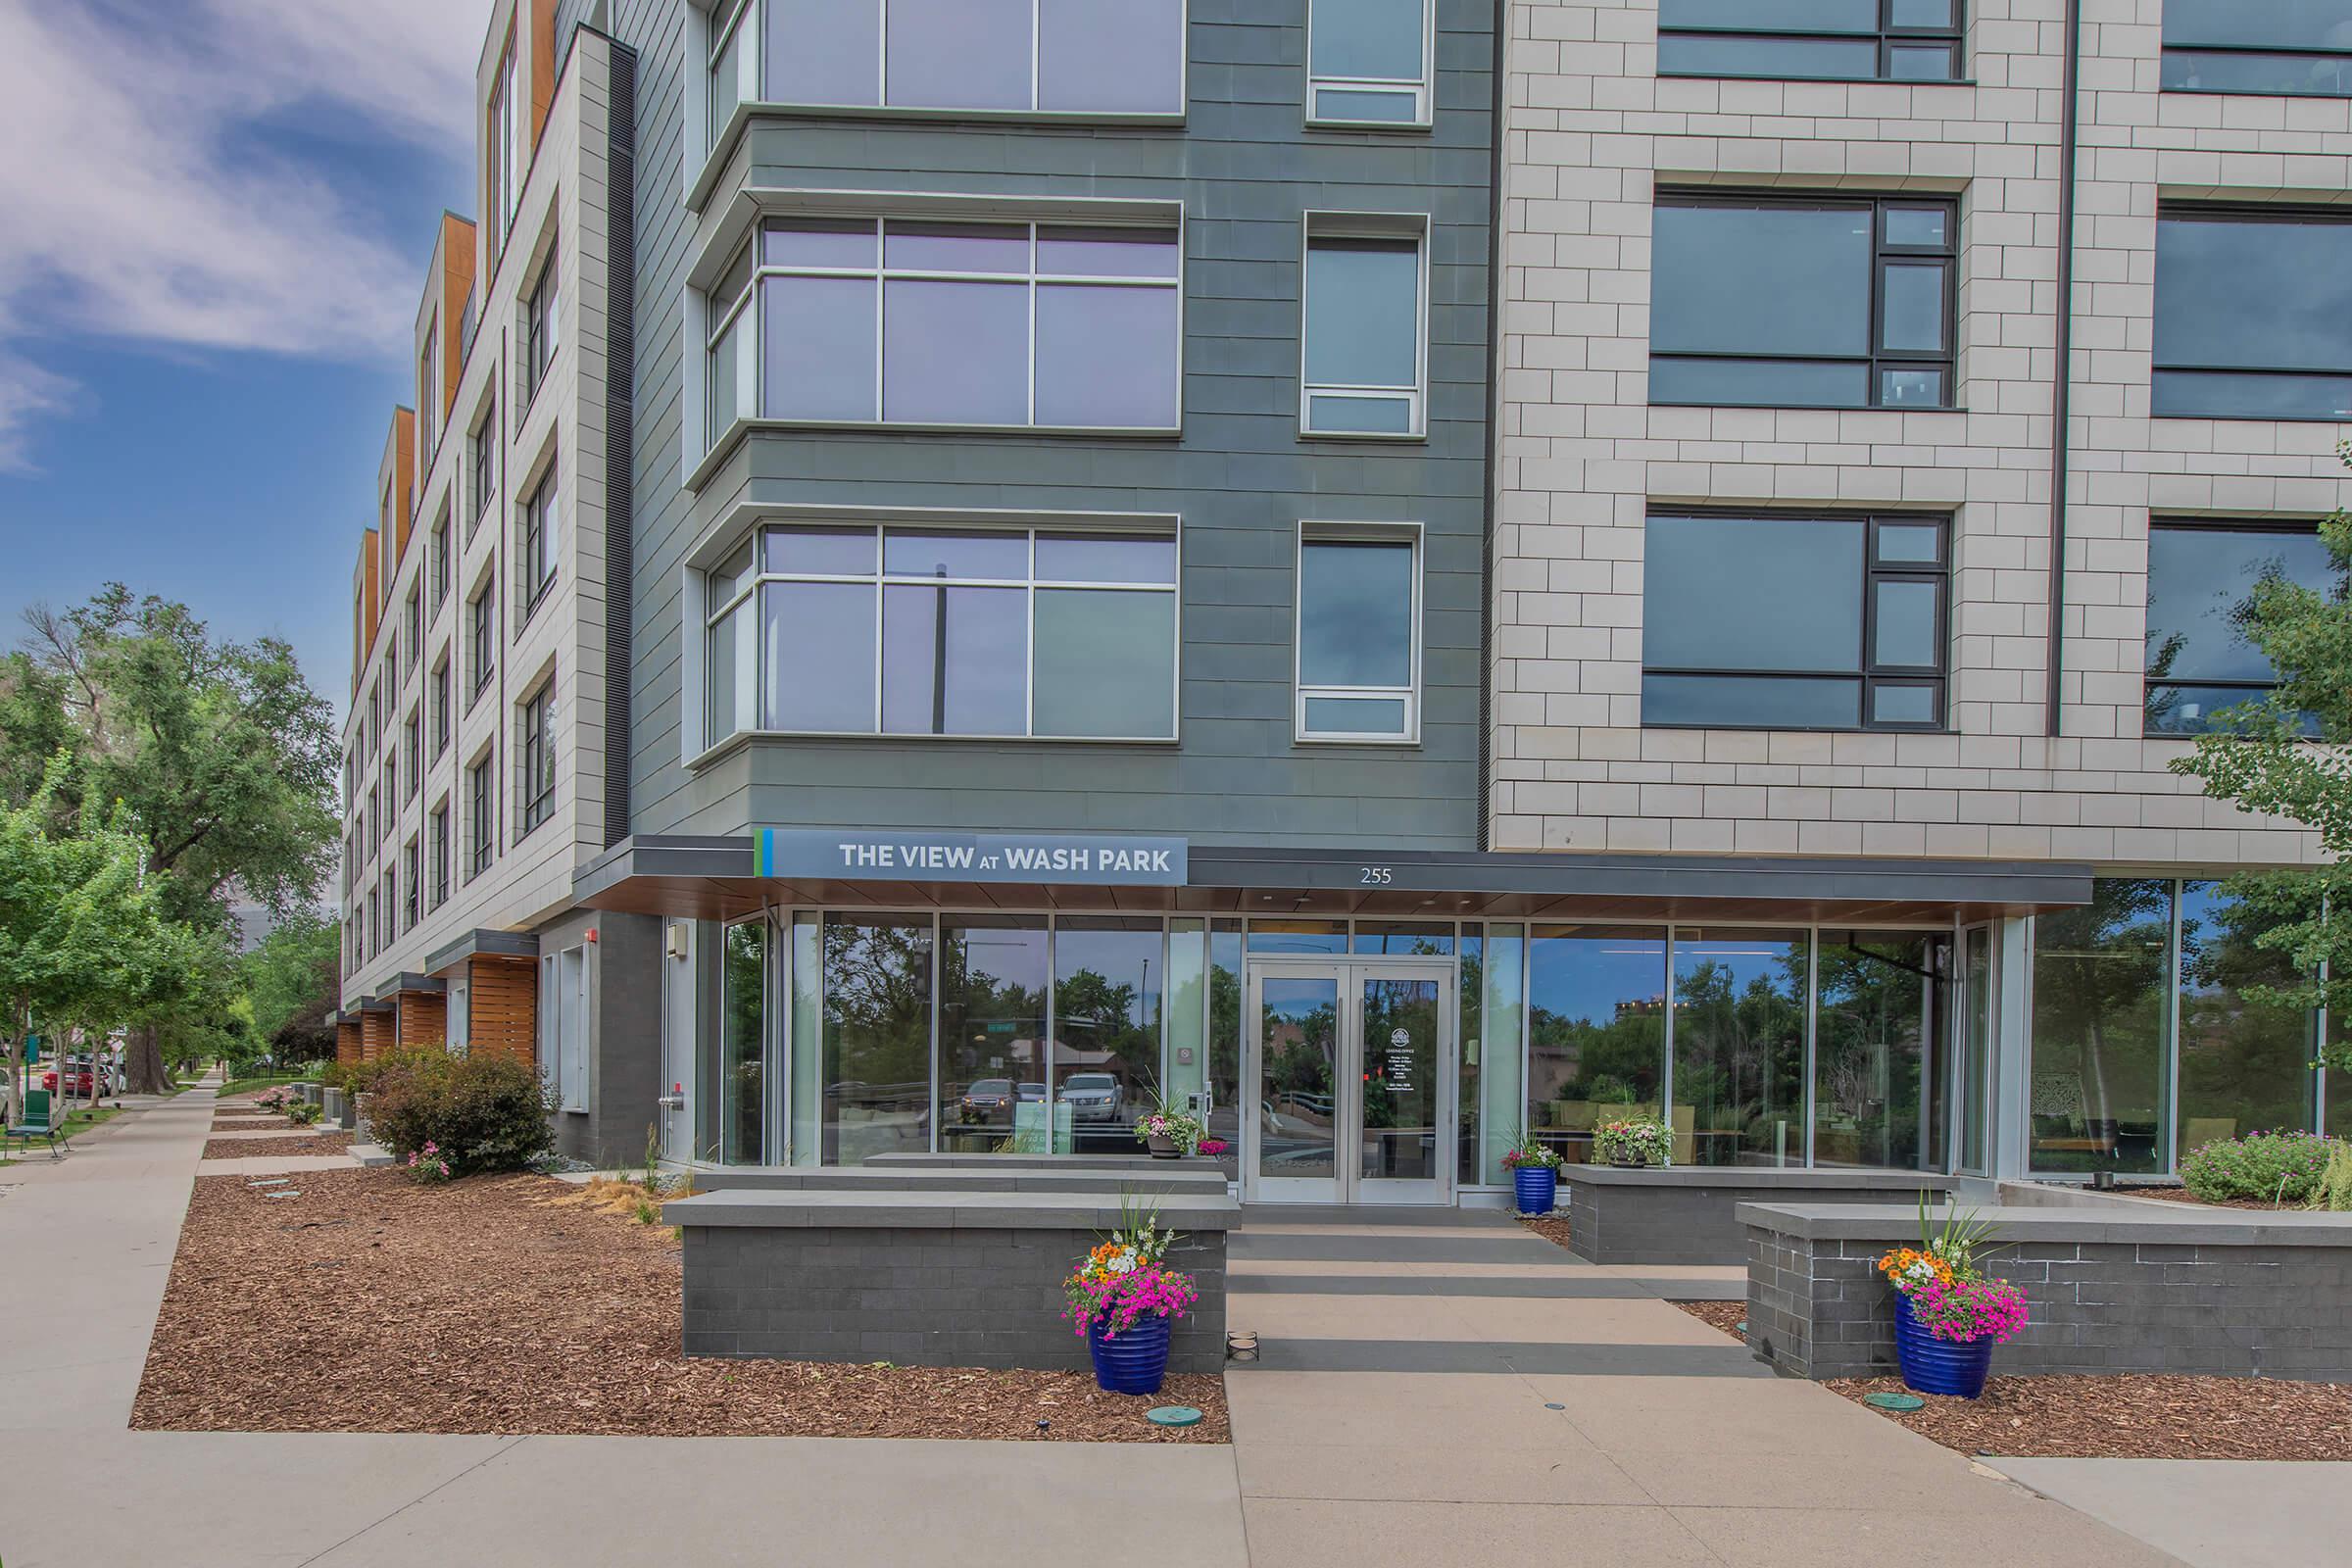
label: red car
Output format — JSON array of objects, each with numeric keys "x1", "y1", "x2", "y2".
[{"x1": 40, "y1": 1066, "x2": 95, "y2": 1097}]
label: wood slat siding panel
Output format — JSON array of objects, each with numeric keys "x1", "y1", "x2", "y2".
[
  {"x1": 467, "y1": 956, "x2": 537, "y2": 1067},
  {"x1": 335, "y1": 1018, "x2": 363, "y2": 1067},
  {"x1": 396, "y1": 992, "x2": 448, "y2": 1051},
  {"x1": 360, "y1": 1009, "x2": 396, "y2": 1062}
]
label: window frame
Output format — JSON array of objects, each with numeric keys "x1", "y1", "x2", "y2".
[
  {"x1": 517, "y1": 674, "x2": 558, "y2": 840},
  {"x1": 488, "y1": 34, "x2": 518, "y2": 247},
  {"x1": 1304, "y1": 0, "x2": 1437, "y2": 130},
  {"x1": 1292, "y1": 521, "x2": 1425, "y2": 746},
  {"x1": 403, "y1": 706, "x2": 422, "y2": 802},
  {"x1": 405, "y1": 585, "x2": 423, "y2": 670},
  {"x1": 1640, "y1": 508, "x2": 1952, "y2": 734},
  {"x1": 1298, "y1": 213, "x2": 1432, "y2": 440},
  {"x1": 431, "y1": 656, "x2": 452, "y2": 760},
  {"x1": 429, "y1": 801, "x2": 451, "y2": 908},
  {"x1": 403, "y1": 837, "x2": 420, "y2": 930},
  {"x1": 523, "y1": 243, "x2": 560, "y2": 411},
  {"x1": 2161, "y1": 9, "x2": 2352, "y2": 99},
  {"x1": 704, "y1": 0, "x2": 1190, "y2": 142},
  {"x1": 1649, "y1": 188, "x2": 1959, "y2": 413},
  {"x1": 467, "y1": 580, "x2": 497, "y2": 708},
  {"x1": 707, "y1": 213, "x2": 1186, "y2": 441},
  {"x1": 701, "y1": 517, "x2": 1183, "y2": 747},
  {"x1": 518, "y1": 461, "x2": 559, "y2": 621},
  {"x1": 467, "y1": 398, "x2": 498, "y2": 535},
  {"x1": 2141, "y1": 516, "x2": 2331, "y2": 734},
  {"x1": 466, "y1": 752, "x2": 496, "y2": 879},
  {"x1": 429, "y1": 512, "x2": 452, "y2": 617},
  {"x1": 2152, "y1": 203, "x2": 2352, "y2": 423},
  {"x1": 1656, "y1": 0, "x2": 1964, "y2": 85}
]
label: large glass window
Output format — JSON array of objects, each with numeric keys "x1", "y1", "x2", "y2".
[
  {"x1": 937, "y1": 916, "x2": 1049, "y2": 1155},
  {"x1": 714, "y1": 0, "x2": 1182, "y2": 125},
  {"x1": 1651, "y1": 193, "x2": 1956, "y2": 410},
  {"x1": 1208, "y1": 918, "x2": 1244, "y2": 1177},
  {"x1": 516, "y1": 677, "x2": 556, "y2": 838},
  {"x1": 1053, "y1": 917, "x2": 1163, "y2": 1152},
  {"x1": 705, "y1": 522, "x2": 1178, "y2": 742},
  {"x1": 2176, "y1": 881, "x2": 2318, "y2": 1160},
  {"x1": 466, "y1": 756, "x2": 493, "y2": 877},
  {"x1": 2153, "y1": 208, "x2": 2352, "y2": 419},
  {"x1": 2163, "y1": 2, "x2": 2352, "y2": 98},
  {"x1": 819, "y1": 915, "x2": 934, "y2": 1166},
  {"x1": 2144, "y1": 521, "x2": 2340, "y2": 734},
  {"x1": 2030, "y1": 880, "x2": 2174, "y2": 1175},
  {"x1": 721, "y1": 919, "x2": 766, "y2": 1163},
  {"x1": 524, "y1": 246, "x2": 559, "y2": 408},
  {"x1": 1296, "y1": 532, "x2": 1420, "y2": 741},
  {"x1": 1814, "y1": 933, "x2": 1949, "y2": 1171},
  {"x1": 1301, "y1": 225, "x2": 1426, "y2": 436},
  {"x1": 1673, "y1": 929, "x2": 1809, "y2": 1167},
  {"x1": 1307, "y1": 0, "x2": 1433, "y2": 126},
  {"x1": 1658, "y1": 0, "x2": 1962, "y2": 83},
  {"x1": 1526, "y1": 927, "x2": 1668, "y2": 1163},
  {"x1": 707, "y1": 218, "x2": 1180, "y2": 438},
  {"x1": 1644, "y1": 512, "x2": 1947, "y2": 731}
]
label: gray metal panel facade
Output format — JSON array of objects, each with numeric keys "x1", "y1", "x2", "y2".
[{"x1": 613, "y1": 1, "x2": 1496, "y2": 853}]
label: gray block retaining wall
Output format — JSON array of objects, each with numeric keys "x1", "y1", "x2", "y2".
[
  {"x1": 1564, "y1": 1165, "x2": 1958, "y2": 1265},
  {"x1": 1743, "y1": 1202, "x2": 2352, "y2": 1383}
]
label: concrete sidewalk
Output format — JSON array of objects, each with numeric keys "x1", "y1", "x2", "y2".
[
  {"x1": 0, "y1": 1080, "x2": 1247, "y2": 1568},
  {"x1": 1989, "y1": 1457, "x2": 2352, "y2": 1568}
]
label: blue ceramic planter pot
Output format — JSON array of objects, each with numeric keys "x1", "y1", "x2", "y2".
[
  {"x1": 1087, "y1": 1311, "x2": 1174, "y2": 1396},
  {"x1": 1893, "y1": 1291, "x2": 1994, "y2": 1398},
  {"x1": 1514, "y1": 1165, "x2": 1557, "y2": 1216}
]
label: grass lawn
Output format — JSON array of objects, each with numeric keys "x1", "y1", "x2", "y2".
[
  {"x1": 61, "y1": 1103, "x2": 125, "y2": 1141},
  {"x1": 218, "y1": 1072, "x2": 308, "y2": 1099}
]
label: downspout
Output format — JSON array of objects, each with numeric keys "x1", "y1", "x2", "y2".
[
  {"x1": 1476, "y1": 0, "x2": 1506, "y2": 852},
  {"x1": 2044, "y1": 0, "x2": 2083, "y2": 737}
]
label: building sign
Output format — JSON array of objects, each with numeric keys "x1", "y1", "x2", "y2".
[{"x1": 755, "y1": 828, "x2": 1188, "y2": 886}]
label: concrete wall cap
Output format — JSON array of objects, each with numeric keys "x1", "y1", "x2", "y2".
[
  {"x1": 1738, "y1": 1200, "x2": 2352, "y2": 1249},
  {"x1": 664, "y1": 1189, "x2": 1242, "y2": 1231}
]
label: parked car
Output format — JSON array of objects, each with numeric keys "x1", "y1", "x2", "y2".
[
  {"x1": 41, "y1": 1065, "x2": 95, "y2": 1098},
  {"x1": 1014, "y1": 1081, "x2": 1048, "y2": 1102},
  {"x1": 957, "y1": 1078, "x2": 1014, "y2": 1121},
  {"x1": 1057, "y1": 1072, "x2": 1124, "y2": 1122}
]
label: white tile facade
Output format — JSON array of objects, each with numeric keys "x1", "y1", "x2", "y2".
[{"x1": 1491, "y1": 0, "x2": 2346, "y2": 868}]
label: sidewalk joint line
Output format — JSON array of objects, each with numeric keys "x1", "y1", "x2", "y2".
[{"x1": 292, "y1": 1434, "x2": 530, "y2": 1567}]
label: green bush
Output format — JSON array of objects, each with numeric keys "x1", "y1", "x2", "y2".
[
  {"x1": 2180, "y1": 1130, "x2": 2342, "y2": 1204},
  {"x1": 2310, "y1": 1142, "x2": 2352, "y2": 1212},
  {"x1": 363, "y1": 1052, "x2": 556, "y2": 1176}
]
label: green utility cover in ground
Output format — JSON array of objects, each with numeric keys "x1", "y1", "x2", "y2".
[
  {"x1": 1147, "y1": 1406, "x2": 1202, "y2": 1427},
  {"x1": 1863, "y1": 1392, "x2": 1926, "y2": 1411}
]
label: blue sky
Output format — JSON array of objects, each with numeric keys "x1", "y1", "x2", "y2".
[{"x1": 0, "y1": 1, "x2": 491, "y2": 722}]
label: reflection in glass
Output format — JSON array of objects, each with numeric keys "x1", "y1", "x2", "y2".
[
  {"x1": 2144, "y1": 525, "x2": 2338, "y2": 735},
  {"x1": 1526, "y1": 927, "x2": 1668, "y2": 1162},
  {"x1": 1814, "y1": 933, "x2": 1948, "y2": 1171},
  {"x1": 761, "y1": 582, "x2": 875, "y2": 731},
  {"x1": 1304, "y1": 238, "x2": 1421, "y2": 391},
  {"x1": 1299, "y1": 541, "x2": 1415, "y2": 687},
  {"x1": 1034, "y1": 284, "x2": 1180, "y2": 428},
  {"x1": 1310, "y1": 0, "x2": 1427, "y2": 81},
  {"x1": 2154, "y1": 216, "x2": 2352, "y2": 417},
  {"x1": 1653, "y1": 205, "x2": 1871, "y2": 360},
  {"x1": 1353, "y1": 922, "x2": 1455, "y2": 956},
  {"x1": 880, "y1": 584, "x2": 1027, "y2": 736},
  {"x1": 881, "y1": 279, "x2": 1028, "y2": 424},
  {"x1": 760, "y1": 275, "x2": 878, "y2": 421},
  {"x1": 721, "y1": 919, "x2": 766, "y2": 1164},
  {"x1": 763, "y1": 0, "x2": 880, "y2": 107},
  {"x1": 1209, "y1": 920, "x2": 1244, "y2": 1178},
  {"x1": 1033, "y1": 589, "x2": 1176, "y2": 738},
  {"x1": 938, "y1": 917, "x2": 1048, "y2": 1155},
  {"x1": 2176, "y1": 882, "x2": 2316, "y2": 1160},
  {"x1": 1038, "y1": 0, "x2": 1186, "y2": 113},
  {"x1": 1646, "y1": 514, "x2": 1865, "y2": 673},
  {"x1": 1259, "y1": 976, "x2": 1340, "y2": 1179},
  {"x1": 1479, "y1": 924, "x2": 1526, "y2": 1183},
  {"x1": 820, "y1": 915, "x2": 933, "y2": 1165},
  {"x1": 1958, "y1": 926, "x2": 1991, "y2": 1173},
  {"x1": 1248, "y1": 920, "x2": 1348, "y2": 955},
  {"x1": 1674, "y1": 929, "x2": 1809, "y2": 1166},
  {"x1": 1361, "y1": 977, "x2": 1442, "y2": 1181},
  {"x1": 1643, "y1": 672, "x2": 1860, "y2": 730},
  {"x1": 2030, "y1": 880, "x2": 2172, "y2": 1174},
  {"x1": 1054, "y1": 918, "x2": 1162, "y2": 1152},
  {"x1": 1458, "y1": 929, "x2": 1484, "y2": 1185},
  {"x1": 884, "y1": 0, "x2": 1032, "y2": 111}
]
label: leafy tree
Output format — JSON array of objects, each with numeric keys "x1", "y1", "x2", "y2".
[
  {"x1": 16, "y1": 587, "x2": 338, "y2": 1090},
  {"x1": 0, "y1": 754, "x2": 203, "y2": 1117},
  {"x1": 2169, "y1": 502, "x2": 2352, "y2": 1074},
  {"x1": 243, "y1": 909, "x2": 341, "y2": 1062}
]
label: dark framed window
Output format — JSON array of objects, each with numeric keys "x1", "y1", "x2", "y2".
[
  {"x1": 403, "y1": 839, "x2": 419, "y2": 929},
  {"x1": 517, "y1": 677, "x2": 557, "y2": 838},
  {"x1": 430, "y1": 803, "x2": 451, "y2": 906},
  {"x1": 1658, "y1": 0, "x2": 1962, "y2": 84},
  {"x1": 406, "y1": 586, "x2": 422, "y2": 668},
  {"x1": 524, "y1": 245, "x2": 559, "y2": 407},
  {"x1": 468, "y1": 583, "x2": 496, "y2": 704},
  {"x1": 384, "y1": 631, "x2": 399, "y2": 695},
  {"x1": 1642, "y1": 510, "x2": 1949, "y2": 731},
  {"x1": 2162, "y1": 2, "x2": 2352, "y2": 98},
  {"x1": 2144, "y1": 519, "x2": 2343, "y2": 734},
  {"x1": 1651, "y1": 191, "x2": 1956, "y2": 410},
  {"x1": 468, "y1": 401, "x2": 497, "y2": 532},
  {"x1": 430, "y1": 514, "x2": 451, "y2": 614},
  {"x1": 467, "y1": 756, "x2": 495, "y2": 879},
  {"x1": 519, "y1": 466, "x2": 558, "y2": 617},
  {"x1": 403, "y1": 709, "x2": 420, "y2": 802},
  {"x1": 2153, "y1": 206, "x2": 2352, "y2": 420},
  {"x1": 431, "y1": 659, "x2": 451, "y2": 758}
]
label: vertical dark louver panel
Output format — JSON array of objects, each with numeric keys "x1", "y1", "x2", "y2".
[{"x1": 603, "y1": 38, "x2": 639, "y2": 849}]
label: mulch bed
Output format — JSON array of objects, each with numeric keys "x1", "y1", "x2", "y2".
[
  {"x1": 201, "y1": 1133, "x2": 354, "y2": 1159},
  {"x1": 132, "y1": 1167, "x2": 1227, "y2": 1444},
  {"x1": 1517, "y1": 1214, "x2": 1573, "y2": 1251},
  {"x1": 1672, "y1": 1298, "x2": 1746, "y2": 1339},
  {"x1": 1829, "y1": 1373, "x2": 2352, "y2": 1460},
  {"x1": 2127, "y1": 1188, "x2": 2313, "y2": 1211}
]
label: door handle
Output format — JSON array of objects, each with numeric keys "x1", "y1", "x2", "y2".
[{"x1": 657, "y1": 1094, "x2": 684, "y2": 1110}]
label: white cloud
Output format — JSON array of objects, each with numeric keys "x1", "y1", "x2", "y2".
[{"x1": 0, "y1": 0, "x2": 490, "y2": 469}]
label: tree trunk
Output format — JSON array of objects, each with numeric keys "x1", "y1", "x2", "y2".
[{"x1": 123, "y1": 1023, "x2": 169, "y2": 1096}]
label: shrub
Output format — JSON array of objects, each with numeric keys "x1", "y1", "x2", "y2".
[
  {"x1": 364, "y1": 1052, "x2": 556, "y2": 1176},
  {"x1": 2180, "y1": 1130, "x2": 2342, "y2": 1205},
  {"x1": 1592, "y1": 1114, "x2": 1673, "y2": 1167},
  {"x1": 2310, "y1": 1141, "x2": 2352, "y2": 1212}
]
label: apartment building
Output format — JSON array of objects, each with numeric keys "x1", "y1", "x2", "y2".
[{"x1": 339, "y1": 0, "x2": 2351, "y2": 1200}]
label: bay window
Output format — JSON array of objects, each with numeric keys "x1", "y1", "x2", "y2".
[{"x1": 703, "y1": 521, "x2": 1180, "y2": 745}]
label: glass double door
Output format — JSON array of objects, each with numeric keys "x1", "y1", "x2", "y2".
[{"x1": 1246, "y1": 959, "x2": 1454, "y2": 1204}]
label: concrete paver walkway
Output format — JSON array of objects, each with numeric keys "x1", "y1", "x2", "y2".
[
  {"x1": 1222, "y1": 1211, "x2": 2187, "y2": 1568},
  {"x1": 1988, "y1": 1457, "x2": 2352, "y2": 1568}
]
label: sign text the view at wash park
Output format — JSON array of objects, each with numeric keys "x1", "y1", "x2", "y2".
[{"x1": 755, "y1": 828, "x2": 1188, "y2": 886}]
